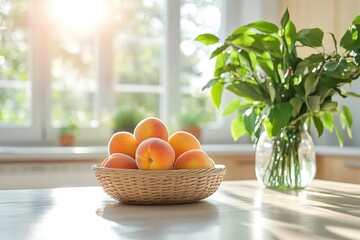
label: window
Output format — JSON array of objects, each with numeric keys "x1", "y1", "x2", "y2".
[
  {"x1": 0, "y1": 0, "x2": 30, "y2": 126},
  {"x1": 0, "y1": 0, "x2": 271, "y2": 146},
  {"x1": 112, "y1": 0, "x2": 165, "y2": 117},
  {"x1": 179, "y1": 0, "x2": 221, "y2": 139}
]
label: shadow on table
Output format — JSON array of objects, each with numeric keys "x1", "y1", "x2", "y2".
[
  {"x1": 277, "y1": 187, "x2": 360, "y2": 218},
  {"x1": 220, "y1": 185, "x2": 359, "y2": 240},
  {"x1": 96, "y1": 200, "x2": 221, "y2": 238}
]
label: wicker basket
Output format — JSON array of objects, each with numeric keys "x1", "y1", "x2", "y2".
[{"x1": 91, "y1": 164, "x2": 226, "y2": 204}]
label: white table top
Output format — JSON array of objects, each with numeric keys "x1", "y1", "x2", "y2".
[{"x1": 0, "y1": 180, "x2": 359, "y2": 240}]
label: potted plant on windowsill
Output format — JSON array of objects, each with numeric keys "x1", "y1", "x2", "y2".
[
  {"x1": 58, "y1": 121, "x2": 79, "y2": 147},
  {"x1": 176, "y1": 94, "x2": 215, "y2": 142},
  {"x1": 177, "y1": 110, "x2": 206, "y2": 141},
  {"x1": 196, "y1": 9, "x2": 360, "y2": 189},
  {"x1": 111, "y1": 105, "x2": 148, "y2": 133}
]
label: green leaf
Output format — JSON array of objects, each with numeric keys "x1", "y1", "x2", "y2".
[
  {"x1": 248, "y1": 51, "x2": 259, "y2": 72},
  {"x1": 231, "y1": 116, "x2": 247, "y2": 141},
  {"x1": 263, "y1": 117, "x2": 273, "y2": 138},
  {"x1": 312, "y1": 115, "x2": 324, "y2": 137},
  {"x1": 227, "y1": 81, "x2": 267, "y2": 102},
  {"x1": 289, "y1": 97, "x2": 304, "y2": 117},
  {"x1": 195, "y1": 34, "x2": 220, "y2": 45},
  {"x1": 320, "y1": 112, "x2": 334, "y2": 132},
  {"x1": 255, "y1": 52, "x2": 275, "y2": 78},
  {"x1": 340, "y1": 18, "x2": 360, "y2": 50},
  {"x1": 323, "y1": 58, "x2": 357, "y2": 80},
  {"x1": 243, "y1": 108, "x2": 257, "y2": 137},
  {"x1": 280, "y1": 7, "x2": 297, "y2": 53},
  {"x1": 221, "y1": 99, "x2": 241, "y2": 117},
  {"x1": 251, "y1": 34, "x2": 282, "y2": 57},
  {"x1": 297, "y1": 28, "x2": 324, "y2": 47},
  {"x1": 202, "y1": 79, "x2": 218, "y2": 91},
  {"x1": 245, "y1": 21, "x2": 279, "y2": 34},
  {"x1": 317, "y1": 87, "x2": 333, "y2": 102},
  {"x1": 329, "y1": 32, "x2": 338, "y2": 53},
  {"x1": 231, "y1": 26, "x2": 251, "y2": 36},
  {"x1": 268, "y1": 102, "x2": 293, "y2": 136},
  {"x1": 252, "y1": 110, "x2": 264, "y2": 141},
  {"x1": 228, "y1": 32, "x2": 282, "y2": 58},
  {"x1": 281, "y1": 8, "x2": 290, "y2": 29},
  {"x1": 228, "y1": 33, "x2": 255, "y2": 47},
  {"x1": 320, "y1": 102, "x2": 338, "y2": 112},
  {"x1": 237, "y1": 50, "x2": 252, "y2": 69},
  {"x1": 237, "y1": 103, "x2": 255, "y2": 115},
  {"x1": 307, "y1": 95, "x2": 320, "y2": 112},
  {"x1": 353, "y1": 15, "x2": 360, "y2": 25},
  {"x1": 268, "y1": 83, "x2": 276, "y2": 103},
  {"x1": 304, "y1": 74, "x2": 319, "y2": 96},
  {"x1": 294, "y1": 54, "x2": 324, "y2": 76},
  {"x1": 341, "y1": 105, "x2": 353, "y2": 137},
  {"x1": 341, "y1": 91, "x2": 360, "y2": 98},
  {"x1": 323, "y1": 61, "x2": 338, "y2": 72},
  {"x1": 210, "y1": 44, "x2": 229, "y2": 59},
  {"x1": 335, "y1": 127, "x2": 344, "y2": 147},
  {"x1": 214, "y1": 52, "x2": 228, "y2": 77},
  {"x1": 283, "y1": 20, "x2": 297, "y2": 49},
  {"x1": 229, "y1": 49, "x2": 241, "y2": 65},
  {"x1": 210, "y1": 81, "x2": 224, "y2": 109}
]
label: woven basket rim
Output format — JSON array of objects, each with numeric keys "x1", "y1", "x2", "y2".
[{"x1": 91, "y1": 164, "x2": 225, "y2": 173}]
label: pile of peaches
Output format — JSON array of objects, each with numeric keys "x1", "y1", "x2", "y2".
[{"x1": 101, "y1": 117, "x2": 215, "y2": 170}]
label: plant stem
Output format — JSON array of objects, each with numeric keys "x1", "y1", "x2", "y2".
[{"x1": 262, "y1": 126, "x2": 303, "y2": 189}]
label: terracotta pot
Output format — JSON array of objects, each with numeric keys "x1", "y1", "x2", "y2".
[
  {"x1": 183, "y1": 126, "x2": 202, "y2": 142},
  {"x1": 58, "y1": 134, "x2": 75, "y2": 146}
]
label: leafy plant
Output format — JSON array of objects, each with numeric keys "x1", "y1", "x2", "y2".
[
  {"x1": 196, "y1": 9, "x2": 360, "y2": 147},
  {"x1": 112, "y1": 105, "x2": 148, "y2": 132},
  {"x1": 176, "y1": 94, "x2": 215, "y2": 128},
  {"x1": 59, "y1": 121, "x2": 79, "y2": 136}
]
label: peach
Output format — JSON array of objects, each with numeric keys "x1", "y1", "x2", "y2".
[
  {"x1": 135, "y1": 137, "x2": 175, "y2": 170},
  {"x1": 133, "y1": 117, "x2": 168, "y2": 143},
  {"x1": 174, "y1": 149, "x2": 215, "y2": 169},
  {"x1": 101, "y1": 153, "x2": 138, "y2": 169},
  {"x1": 168, "y1": 131, "x2": 202, "y2": 159},
  {"x1": 108, "y1": 131, "x2": 139, "y2": 158}
]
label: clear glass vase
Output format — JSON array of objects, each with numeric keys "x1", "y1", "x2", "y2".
[{"x1": 255, "y1": 125, "x2": 316, "y2": 190}]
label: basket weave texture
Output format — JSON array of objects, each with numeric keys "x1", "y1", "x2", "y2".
[{"x1": 91, "y1": 164, "x2": 226, "y2": 204}]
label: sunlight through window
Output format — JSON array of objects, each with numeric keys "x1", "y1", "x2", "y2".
[{"x1": 50, "y1": 0, "x2": 108, "y2": 33}]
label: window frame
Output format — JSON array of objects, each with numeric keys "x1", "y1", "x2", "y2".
[{"x1": 0, "y1": 0, "x2": 278, "y2": 146}]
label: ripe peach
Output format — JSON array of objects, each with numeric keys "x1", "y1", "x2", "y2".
[
  {"x1": 101, "y1": 153, "x2": 138, "y2": 169},
  {"x1": 108, "y1": 131, "x2": 138, "y2": 158},
  {"x1": 135, "y1": 137, "x2": 175, "y2": 170},
  {"x1": 168, "y1": 131, "x2": 201, "y2": 159},
  {"x1": 133, "y1": 117, "x2": 168, "y2": 143},
  {"x1": 174, "y1": 149, "x2": 215, "y2": 169}
]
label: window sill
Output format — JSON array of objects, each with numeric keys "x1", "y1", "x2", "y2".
[
  {"x1": 0, "y1": 144, "x2": 359, "y2": 162},
  {"x1": 0, "y1": 144, "x2": 255, "y2": 162},
  {"x1": 0, "y1": 146, "x2": 108, "y2": 162}
]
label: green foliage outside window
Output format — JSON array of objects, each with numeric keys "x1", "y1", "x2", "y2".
[{"x1": 0, "y1": 0, "x2": 29, "y2": 124}]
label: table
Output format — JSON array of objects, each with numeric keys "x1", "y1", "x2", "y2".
[{"x1": 0, "y1": 180, "x2": 359, "y2": 240}]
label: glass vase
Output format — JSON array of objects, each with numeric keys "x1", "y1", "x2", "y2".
[{"x1": 255, "y1": 125, "x2": 316, "y2": 190}]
